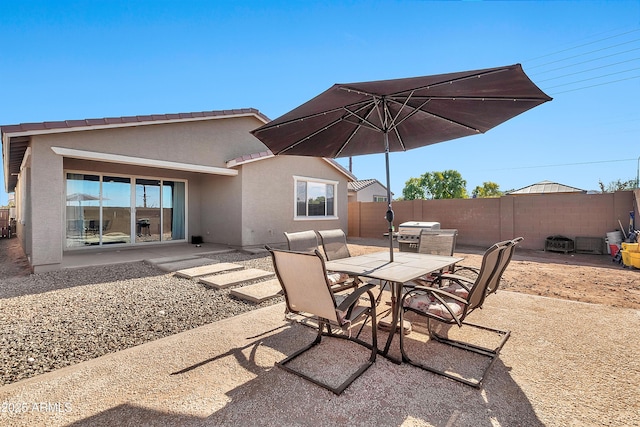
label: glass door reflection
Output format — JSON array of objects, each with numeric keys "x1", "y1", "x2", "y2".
[{"x1": 136, "y1": 178, "x2": 161, "y2": 243}]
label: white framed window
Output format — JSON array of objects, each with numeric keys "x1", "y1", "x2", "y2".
[
  {"x1": 373, "y1": 195, "x2": 388, "y2": 202},
  {"x1": 294, "y1": 176, "x2": 338, "y2": 220}
]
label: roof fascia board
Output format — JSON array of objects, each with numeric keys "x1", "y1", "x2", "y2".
[
  {"x1": 323, "y1": 158, "x2": 356, "y2": 181},
  {"x1": 3, "y1": 111, "x2": 268, "y2": 139},
  {"x1": 51, "y1": 147, "x2": 238, "y2": 176}
]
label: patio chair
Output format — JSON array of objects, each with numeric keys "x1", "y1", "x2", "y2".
[
  {"x1": 417, "y1": 229, "x2": 459, "y2": 275},
  {"x1": 284, "y1": 230, "x2": 319, "y2": 253},
  {"x1": 435, "y1": 237, "x2": 523, "y2": 298},
  {"x1": 266, "y1": 246, "x2": 378, "y2": 395},
  {"x1": 316, "y1": 229, "x2": 351, "y2": 261},
  {"x1": 284, "y1": 230, "x2": 357, "y2": 293},
  {"x1": 399, "y1": 241, "x2": 510, "y2": 388},
  {"x1": 417, "y1": 229, "x2": 458, "y2": 256}
]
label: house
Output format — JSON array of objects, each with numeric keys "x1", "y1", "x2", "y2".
[
  {"x1": 506, "y1": 180, "x2": 586, "y2": 195},
  {"x1": 347, "y1": 179, "x2": 391, "y2": 203},
  {"x1": 2, "y1": 109, "x2": 355, "y2": 272}
]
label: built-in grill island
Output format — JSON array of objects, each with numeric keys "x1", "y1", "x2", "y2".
[{"x1": 397, "y1": 221, "x2": 441, "y2": 252}]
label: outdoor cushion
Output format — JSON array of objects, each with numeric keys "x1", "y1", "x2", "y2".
[
  {"x1": 327, "y1": 272, "x2": 350, "y2": 286},
  {"x1": 403, "y1": 293, "x2": 463, "y2": 321},
  {"x1": 440, "y1": 283, "x2": 469, "y2": 299}
]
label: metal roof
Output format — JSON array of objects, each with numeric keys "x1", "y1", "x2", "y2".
[{"x1": 507, "y1": 180, "x2": 586, "y2": 195}]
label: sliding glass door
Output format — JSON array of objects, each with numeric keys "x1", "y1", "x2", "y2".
[{"x1": 65, "y1": 173, "x2": 186, "y2": 248}]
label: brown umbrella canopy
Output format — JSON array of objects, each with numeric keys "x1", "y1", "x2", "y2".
[
  {"x1": 252, "y1": 63, "x2": 551, "y2": 260},
  {"x1": 251, "y1": 64, "x2": 551, "y2": 158}
]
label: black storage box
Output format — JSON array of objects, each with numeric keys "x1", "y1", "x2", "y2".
[{"x1": 544, "y1": 235, "x2": 574, "y2": 253}]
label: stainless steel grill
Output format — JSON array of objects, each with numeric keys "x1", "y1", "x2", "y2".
[{"x1": 397, "y1": 221, "x2": 440, "y2": 252}]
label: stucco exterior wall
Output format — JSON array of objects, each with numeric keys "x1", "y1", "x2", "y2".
[
  {"x1": 355, "y1": 182, "x2": 388, "y2": 202},
  {"x1": 199, "y1": 173, "x2": 243, "y2": 246},
  {"x1": 30, "y1": 136, "x2": 65, "y2": 271},
  {"x1": 238, "y1": 156, "x2": 349, "y2": 247},
  {"x1": 20, "y1": 115, "x2": 269, "y2": 271}
]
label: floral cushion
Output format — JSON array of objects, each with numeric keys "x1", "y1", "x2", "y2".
[
  {"x1": 326, "y1": 271, "x2": 350, "y2": 285},
  {"x1": 440, "y1": 282, "x2": 469, "y2": 299},
  {"x1": 403, "y1": 293, "x2": 463, "y2": 321}
]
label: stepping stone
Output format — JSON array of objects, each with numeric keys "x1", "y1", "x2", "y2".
[
  {"x1": 146, "y1": 255, "x2": 202, "y2": 266},
  {"x1": 229, "y1": 279, "x2": 283, "y2": 303},
  {"x1": 175, "y1": 262, "x2": 244, "y2": 279},
  {"x1": 199, "y1": 268, "x2": 274, "y2": 289},
  {"x1": 156, "y1": 258, "x2": 218, "y2": 272}
]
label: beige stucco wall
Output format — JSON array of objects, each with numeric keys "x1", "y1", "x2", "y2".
[
  {"x1": 355, "y1": 182, "x2": 388, "y2": 202},
  {"x1": 237, "y1": 156, "x2": 350, "y2": 248},
  {"x1": 23, "y1": 115, "x2": 268, "y2": 271},
  {"x1": 30, "y1": 137, "x2": 65, "y2": 271}
]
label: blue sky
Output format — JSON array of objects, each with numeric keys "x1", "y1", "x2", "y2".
[{"x1": 1, "y1": 1, "x2": 639, "y2": 205}]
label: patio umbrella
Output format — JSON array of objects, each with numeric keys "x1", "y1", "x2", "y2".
[{"x1": 251, "y1": 63, "x2": 552, "y2": 261}]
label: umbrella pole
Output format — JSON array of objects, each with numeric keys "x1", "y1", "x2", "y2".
[{"x1": 384, "y1": 132, "x2": 394, "y2": 262}]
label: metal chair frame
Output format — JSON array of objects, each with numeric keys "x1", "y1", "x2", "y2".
[
  {"x1": 399, "y1": 242, "x2": 511, "y2": 388},
  {"x1": 267, "y1": 246, "x2": 378, "y2": 395}
]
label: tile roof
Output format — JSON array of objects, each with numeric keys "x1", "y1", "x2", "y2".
[
  {"x1": 1, "y1": 108, "x2": 270, "y2": 135},
  {"x1": 348, "y1": 179, "x2": 387, "y2": 192},
  {"x1": 226, "y1": 150, "x2": 274, "y2": 167},
  {"x1": 225, "y1": 150, "x2": 356, "y2": 181}
]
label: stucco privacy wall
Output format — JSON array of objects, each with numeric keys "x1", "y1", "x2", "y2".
[
  {"x1": 238, "y1": 155, "x2": 349, "y2": 247},
  {"x1": 348, "y1": 191, "x2": 636, "y2": 250}
]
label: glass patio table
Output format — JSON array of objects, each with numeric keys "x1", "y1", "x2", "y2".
[{"x1": 326, "y1": 251, "x2": 463, "y2": 362}]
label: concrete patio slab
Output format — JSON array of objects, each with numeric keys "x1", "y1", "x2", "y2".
[
  {"x1": 199, "y1": 268, "x2": 275, "y2": 289},
  {"x1": 229, "y1": 279, "x2": 282, "y2": 303},
  {"x1": 174, "y1": 263, "x2": 244, "y2": 279},
  {"x1": 1, "y1": 291, "x2": 638, "y2": 427}
]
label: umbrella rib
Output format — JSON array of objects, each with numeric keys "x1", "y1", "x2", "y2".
[
  {"x1": 277, "y1": 116, "x2": 345, "y2": 155},
  {"x1": 252, "y1": 101, "x2": 369, "y2": 133},
  {"x1": 386, "y1": 97, "x2": 482, "y2": 133},
  {"x1": 389, "y1": 66, "x2": 513, "y2": 97},
  {"x1": 396, "y1": 95, "x2": 550, "y2": 102},
  {"x1": 335, "y1": 103, "x2": 380, "y2": 157}
]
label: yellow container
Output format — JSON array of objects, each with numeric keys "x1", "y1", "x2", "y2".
[
  {"x1": 629, "y1": 251, "x2": 640, "y2": 269},
  {"x1": 621, "y1": 242, "x2": 639, "y2": 252},
  {"x1": 621, "y1": 250, "x2": 631, "y2": 267}
]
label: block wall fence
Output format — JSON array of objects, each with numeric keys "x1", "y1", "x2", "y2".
[{"x1": 347, "y1": 190, "x2": 639, "y2": 251}]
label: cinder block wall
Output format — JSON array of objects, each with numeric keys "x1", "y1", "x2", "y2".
[{"x1": 348, "y1": 190, "x2": 636, "y2": 250}]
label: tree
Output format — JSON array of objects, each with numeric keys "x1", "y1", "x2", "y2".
[
  {"x1": 402, "y1": 177, "x2": 426, "y2": 200},
  {"x1": 421, "y1": 170, "x2": 468, "y2": 199},
  {"x1": 472, "y1": 181, "x2": 503, "y2": 198},
  {"x1": 598, "y1": 179, "x2": 636, "y2": 193}
]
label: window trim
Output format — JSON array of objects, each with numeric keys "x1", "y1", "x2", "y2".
[{"x1": 293, "y1": 175, "x2": 339, "y2": 221}]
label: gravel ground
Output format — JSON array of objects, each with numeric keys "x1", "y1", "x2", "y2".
[
  {"x1": 1, "y1": 236, "x2": 637, "y2": 389},
  {"x1": 0, "y1": 240, "x2": 281, "y2": 386}
]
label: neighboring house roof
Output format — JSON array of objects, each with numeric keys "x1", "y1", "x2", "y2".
[
  {"x1": 348, "y1": 179, "x2": 392, "y2": 194},
  {"x1": 226, "y1": 150, "x2": 356, "y2": 181},
  {"x1": 1, "y1": 109, "x2": 269, "y2": 192},
  {"x1": 507, "y1": 180, "x2": 586, "y2": 195}
]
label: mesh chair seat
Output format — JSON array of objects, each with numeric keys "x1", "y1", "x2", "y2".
[{"x1": 267, "y1": 247, "x2": 378, "y2": 395}]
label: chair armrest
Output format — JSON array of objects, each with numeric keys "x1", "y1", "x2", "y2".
[
  {"x1": 453, "y1": 265, "x2": 480, "y2": 275},
  {"x1": 337, "y1": 283, "x2": 377, "y2": 313}
]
